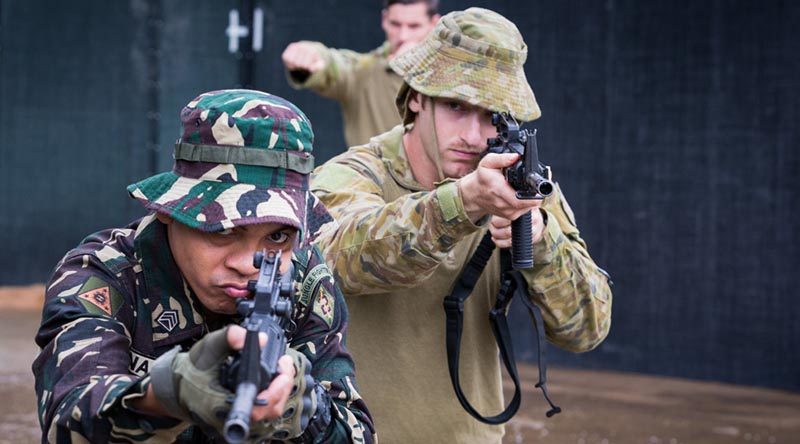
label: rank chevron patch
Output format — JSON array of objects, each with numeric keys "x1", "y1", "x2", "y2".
[{"x1": 157, "y1": 310, "x2": 179, "y2": 332}]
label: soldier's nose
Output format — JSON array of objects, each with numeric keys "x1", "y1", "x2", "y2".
[
  {"x1": 225, "y1": 249, "x2": 257, "y2": 276},
  {"x1": 398, "y1": 27, "x2": 411, "y2": 41},
  {"x1": 461, "y1": 114, "x2": 485, "y2": 147}
]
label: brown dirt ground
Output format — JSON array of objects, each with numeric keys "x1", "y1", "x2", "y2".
[{"x1": 0, "y1": 284, "x2": 44, "y2": 310}]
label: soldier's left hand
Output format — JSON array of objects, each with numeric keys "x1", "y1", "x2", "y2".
[
  {"x1": 250, "y1": 348, "x2": 319, "y2": 441},
  {"x1": 489, "y1": 211, "x2": 545, "y2": 249}
]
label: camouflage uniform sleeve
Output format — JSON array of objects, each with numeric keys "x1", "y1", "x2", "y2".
[
  {"x1": 311, "y1": 152, "x2": 483, "y2": 295},
  {"x1": 32, "y1": 253, "x2": 185, "y2": 443},
  {"x1": 519, "y1": 183, "x2": 613, "y2": 352},
  {"x1": 290, "y1": 246, "x2": 375, "y2": 443},
  {"x1": 285, "y1": 41, "x2": 365, "y2": 102}
]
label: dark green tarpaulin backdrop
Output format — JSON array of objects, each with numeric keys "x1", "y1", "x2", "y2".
[{"x1": 1, "y1": 1, "x2": 797, "y2": 391}]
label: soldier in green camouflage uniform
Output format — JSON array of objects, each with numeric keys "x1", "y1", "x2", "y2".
[
  {"x1": 311, "y1": 8, "x2": 612, "y2": 443},
  {"x1": 32, "y1": 90, "x2": 374, "y2": 443}
]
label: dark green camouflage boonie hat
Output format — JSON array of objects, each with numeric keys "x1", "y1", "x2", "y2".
[
  {"x1": 390, "y1": 7, "x2": 541, "y2": 123},
  {"x1": 128, "y1": 89, "x2": 316, "y2": 235}
]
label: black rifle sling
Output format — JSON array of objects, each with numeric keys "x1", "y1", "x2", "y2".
[
  {"x1": 507, "y1": 270, "x2": 562, "y2": 418},
  {"x1": 444, "y1": 231, "x2": 517, "y2": 424},
  {"x1": 443, "y1": 231, "x2": 561, "y2": 425}
]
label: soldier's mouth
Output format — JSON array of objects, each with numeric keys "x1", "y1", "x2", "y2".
[
  {"x1": 221, "y1": 285, "x2": 250, "y2": 298},
  {"x1": 451, "y1": 149, "x2": 481, "y2": 160}
]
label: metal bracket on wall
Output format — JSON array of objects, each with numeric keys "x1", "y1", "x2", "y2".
[{"x1": 227, "y1": 1, "x2": 264, "y2": 88}]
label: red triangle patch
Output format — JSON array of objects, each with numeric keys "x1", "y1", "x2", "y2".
[{"x1": 78, "y1": 286, "x2": 112, "y2": 316}]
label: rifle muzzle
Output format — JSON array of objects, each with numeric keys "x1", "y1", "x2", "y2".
[
  {"x1": 527, "y1": 173, "x2": 554, "y2": 197},
  {"x1": 224, "y1": 382, "x2": 258, "y2": 443}
]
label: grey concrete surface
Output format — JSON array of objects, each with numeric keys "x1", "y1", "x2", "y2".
[{"x1": 503, "y1": 364, "x2": 800, "y2": 444}]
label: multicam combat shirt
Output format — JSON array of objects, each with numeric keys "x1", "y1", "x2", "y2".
[
  {"x1": 32, "y1": 214, "x2": 374, "y2": 443},
  {"x1": 311, "y1": 125, "x2": 613, "y2": 444}
]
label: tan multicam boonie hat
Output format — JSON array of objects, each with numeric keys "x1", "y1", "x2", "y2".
[
  {"x1": 390, "y1": 7, "x2": 541, "y2": 123},
  {"x1": 127, "y1": 89, "x2": 321, "y2": 238}
]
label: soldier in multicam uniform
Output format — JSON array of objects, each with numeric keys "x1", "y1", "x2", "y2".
[
  {"x1": 311, "y1": 8, "x2": 613, "y2": 444},
  {"x1": 281, "y1": 0, "x2": 439, "y2": 147},
  {"x1": 32, "y1": 90, "x2": 375, "y2": 443}
]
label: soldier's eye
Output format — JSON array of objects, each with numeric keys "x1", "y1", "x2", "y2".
[
  {"x1": 267, "y1": 230, "x2": 292, "y2": 244},
  {"x1": 218, "y1": 229, "x2": 234, "y2": 236},
  {"x1": 447, "y1": 101, "x2": 464, "y2": 111}
]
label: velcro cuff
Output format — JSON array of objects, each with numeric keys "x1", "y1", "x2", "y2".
[
  {"x1": 532, "y1": 209, "x2": 561, "y2": 265},
  {"x1": 149, "y1": 346, "x2": 191, "y2": 422},
  {"x1": 436, "y1": 181, "x2": 463, "y2": 223}
]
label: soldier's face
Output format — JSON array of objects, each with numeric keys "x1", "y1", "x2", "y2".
[
  {"x1": 158, "y1": 215, "x2": 297, "y2": 315},
  {"x1": 381, "y1": 3, "x2": 438, "y2": 58},
  {"x1": 410, "y1": 95, "x2": 496, "y2": 179}
]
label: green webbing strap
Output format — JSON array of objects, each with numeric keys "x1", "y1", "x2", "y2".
[{"x1": 174, "y1": 141, "x2": 315, "y2": 173}]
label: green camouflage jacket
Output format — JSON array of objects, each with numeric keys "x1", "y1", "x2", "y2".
[
  {"x1": 32, "y1": 215, "x2": 374, "y2": 443},
  {"x1": 311, "y1": 125, "x2": 612, "y2": 442}
]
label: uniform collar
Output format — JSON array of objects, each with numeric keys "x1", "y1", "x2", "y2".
[
  {"x1": 373, "y1": 124, "x2": 428, "y2": 192},
  {"x1": 134, "y1": 215, "x2": 211, "y2": 345}
]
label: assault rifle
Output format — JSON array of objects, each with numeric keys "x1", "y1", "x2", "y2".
[
  {"x1": 442, "y1": 113, "x2": 561, "y2": 425},
  {"x1": 486, "y1": 112, "x2": 554, "y2": 269},
  {"x1": 220, "y1": 250, "x2": 295, "y2": 443}
]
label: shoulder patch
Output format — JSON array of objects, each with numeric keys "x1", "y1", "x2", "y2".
[
  {"x1": 299, "y1": 263, "x2": 334, "y2": 308},
  {"x1": 76, "y1": 276, "x2": 122, "y2": 317},
  {"x1": 312, "y1": 286, "x2": 335, "y2": 327}
]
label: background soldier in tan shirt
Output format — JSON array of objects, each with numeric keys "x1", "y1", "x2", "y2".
[{"x1": 281, "y1": 0, "x2": 439, "y2": 147}]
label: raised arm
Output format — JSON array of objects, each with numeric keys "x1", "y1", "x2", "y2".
[
  {"x1": 283, "y1": 41, "x2": 368, "y2": 102},
  {"x1": 311, "y1": 151, "x2": 482, "y2": 296}
]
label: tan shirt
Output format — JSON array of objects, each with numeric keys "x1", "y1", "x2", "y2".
[
  {"x1": 311, "y1": 126, "x2": 613, "y2": 443},
  {"x1": 287, "y1": 42, "x2": 404, "y2": 147}
]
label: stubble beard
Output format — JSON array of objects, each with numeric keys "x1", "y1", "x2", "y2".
[{"x1": 444, "y1": 142, "x2": 483, "y2": 179}]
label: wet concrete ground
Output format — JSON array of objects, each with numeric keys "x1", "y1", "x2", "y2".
[
  {"x1": 502, "y1": 365, "x2": 800, "y2": 444},
  {"x1": 0, "y1": 307, "x2": 42, "y2": 444},
  {"x1": 2, "y1": 286, "x2": 798, "y2": 443}
]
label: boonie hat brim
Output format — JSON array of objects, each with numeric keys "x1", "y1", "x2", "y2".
[{"x1": 128, "y1": 170, "x2": 306, "y2": 233}]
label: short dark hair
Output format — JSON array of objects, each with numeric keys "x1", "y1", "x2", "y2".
[{"x1": 384, "y1": 0, "x2": 439, "y2": 17}]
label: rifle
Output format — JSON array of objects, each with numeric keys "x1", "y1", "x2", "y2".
[
  {"x1": 220, "y1": 249, "x2": 295, "y2": 443},
  {"x1": 486, "y1": 112, "x2": 554, "y2": 269}
]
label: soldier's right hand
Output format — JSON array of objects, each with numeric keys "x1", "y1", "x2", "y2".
[
  {"x1": 149, "y1": 327, "x2": 237, "y2": 432},
  {"x1": 282, "y1": 42, "x2": 326, "y2": 73},
  {"x1": 457, "y1": 153, "x2": 543, "y2": 224}
]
